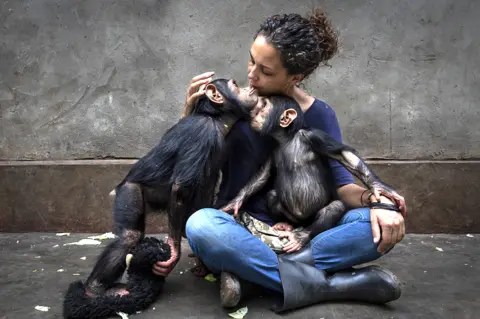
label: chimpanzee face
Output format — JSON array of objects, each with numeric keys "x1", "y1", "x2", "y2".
[
  {"x1": 227, "y1": 79, "x2": 259, "y2": 109},
  {"x1": 250, "y1": 96, "x2": 299, "y2": 135},
  {"x1": 250, "y1": 97, "x2": 273, "y2": 131},
  {"x1": 205, "y1": 79, "x2": 259, "y2": 114}
]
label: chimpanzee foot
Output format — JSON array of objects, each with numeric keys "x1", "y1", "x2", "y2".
[
  {"x1": 191, "y1": 264, "x2": 210, "y2": 277},
  {"x1": 86, "y1": 280, "x2": 108, "y2": 296},
  {"x1": 105, "y1": 285, "x2": 130, "y2": 297},
  {"x1": 273, "y1": 222, "x2": 294, "y2": 231},
  {"x1": 84, "y1": 289, "x2": 95, "y2": 297},
  {"x1": 188, "y1": 253, "x2": 211, "y2": 277}
]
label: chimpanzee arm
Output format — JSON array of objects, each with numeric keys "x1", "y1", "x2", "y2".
[
  {"x1": 238, "y1": 157, "x2": 273, "y2": 201},
  {"x1": 221, "y1": 157, "x2": 272, "y2": 215},
  {"x1": 299, "y1": 128, "x2": 401, "y2": 203},
  {"x1": 160, "y1": 182, "x2": 188, "y2": 273}
]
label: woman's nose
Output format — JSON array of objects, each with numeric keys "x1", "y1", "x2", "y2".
[{"x1": 248, "y1": 66, "x2": 258, "y2": 81}]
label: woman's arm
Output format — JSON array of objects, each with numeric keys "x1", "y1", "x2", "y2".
[
  {"x1": 337, "y1": 183, "x2": 371, "y2": 208},
  {"x1": 300, "y1": 97, "x2": 407, "y2": 252},
  {"x1": 338, "y1": 182, "x2": 406, "y2": 253}
]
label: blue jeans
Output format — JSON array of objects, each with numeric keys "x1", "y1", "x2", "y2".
[{"x1": 185, "y1": 207, "x2": 386, "y2": 293}]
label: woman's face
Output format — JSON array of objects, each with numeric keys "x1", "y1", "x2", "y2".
[{"x1": 247, "y1": 35, "x2": 298, "y2": 96}]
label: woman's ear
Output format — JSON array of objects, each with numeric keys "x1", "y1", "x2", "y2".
[
  {"x1": 292, "y1": 74, "x2": 305, "y2": 85},
  {"x1": 289, "y1": 74, "x2": 305, "y2": 87},
  {"x1": 285, "y1": 74, "x2": 305, "y2": 94}
]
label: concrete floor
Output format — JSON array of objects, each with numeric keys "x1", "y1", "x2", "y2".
[{"x1": 0, "y1": 233, "x2": 478, "y2": 319}]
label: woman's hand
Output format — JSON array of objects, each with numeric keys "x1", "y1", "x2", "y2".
[
  {"x1": 370, "y1": 195, "x2": 406, "y2": 254},
  {"x1": 182, "y1": 71, "x2": 215, "y2": 118}
]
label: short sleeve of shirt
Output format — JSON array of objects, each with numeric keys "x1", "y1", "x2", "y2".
[{"x1": 303, "y1": 99, "x2": 355, "y2": 187}]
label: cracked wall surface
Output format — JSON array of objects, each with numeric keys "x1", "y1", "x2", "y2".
[{"x1": 1, "y1": 0, "x2": 479, "y2": 161}]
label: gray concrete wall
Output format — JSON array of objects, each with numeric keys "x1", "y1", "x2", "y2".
[
  {"x1": 2, "y1": 0, "x2": 479, "y2": 160},
  {"x1": 1, "y1": 0, "x2": 479, "y2": 233}
]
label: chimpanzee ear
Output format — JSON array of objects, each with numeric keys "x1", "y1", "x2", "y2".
[
  {"x1": 205, "y1": 83, "x2": 224, "y2": 105},
  {"x1": 279, "y1": 108, "x2": 297, "y2": 127}
]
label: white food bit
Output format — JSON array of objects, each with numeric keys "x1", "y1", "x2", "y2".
[
  {"x1": 125, "y1": 254, "x2": 133, "y2": 267},
  {"x1": 88, "y1": 232, "x2": 116, "y2": 240},
  {"x1": 117, "y1": 312, "x2": 129, "y2": 319},
  {"x1": 35, "y1": 305, "x2": 50, "y2": 312},
  {"x1": 63, "y1": 239, "x2": 101, "y2": 246}
]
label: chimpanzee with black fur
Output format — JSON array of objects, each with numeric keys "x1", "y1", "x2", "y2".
[
  {"x1": 63, "y1": 237, "x2": 170, "y2": 318},
  {"x1": 63, "y1": 78, "x2": 259, "y2": 317},
  {"x1": 222, "y1": 95, "x2": 402, "y2": 252}
]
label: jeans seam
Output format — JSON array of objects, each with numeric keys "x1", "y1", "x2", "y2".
[
  {"x1": 311, "y1": 216, "x2": 374, "y2": 254},
  {"x1": 343, "y1": 211, "x2": 364, "y2": 223}
]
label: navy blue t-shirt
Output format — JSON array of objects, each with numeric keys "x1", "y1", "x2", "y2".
[{"x1": 215, "y1": 98, "x2": 355, "y2": 226}]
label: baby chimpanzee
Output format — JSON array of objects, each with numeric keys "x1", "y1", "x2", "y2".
[
  {"x1": 222, "y1": 95, "x2": 403, "y2": 252},
  {"x1": 64, "y1": 78, "x2": 259, "y2": 316}
]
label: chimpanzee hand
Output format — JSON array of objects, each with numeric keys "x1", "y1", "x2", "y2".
[
  {"x1": 152, "y1": 237, "x2": 181, "y2": 277},
  {"x1": 278, "y1": 230, "x2": 310, "y2": 253},
  {"x1": 182, "y1": 71, "x2": 215, "y2": 117},
  {"x1": 272, "y1": 222, "x2": 294, "y2": 231},
  {"x1": 220, "y1": 199, "x2": 243, "y2": 218},
  {"x1": 370, "y1": 181, "x2": 407, "y2": 217}
]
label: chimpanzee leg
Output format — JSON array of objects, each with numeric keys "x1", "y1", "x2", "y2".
[
  {"x1": 266, "y1": 190, "x2": 286, "y2": 220},
  {"x1": 267, "y1": 189, "x2": 302, "y2": 224},
  {"x1": 308, "y1": 200, "x2": 348, "y2": 238},
  {"x1": 85, "y1": 182, "x2": 146, "y2": 294}
]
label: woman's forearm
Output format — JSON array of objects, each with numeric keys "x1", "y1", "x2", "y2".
[
  {"x1": 337, "y1": 183, "x2": 368, "y2": 208},
  {"x1": 337, "y1": 183, "x2": 394, "y2": 208}
]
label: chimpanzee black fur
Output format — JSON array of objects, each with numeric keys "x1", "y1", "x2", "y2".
[
  {"x1": 63, "y1": 237, "x2": 171, "y2": 319},
  {"x1": 62, "y1": 78, "x2": 259, "y2": 316},
  {"x1": 222, "y1": 95, "x2": 401, "y2": 251}
]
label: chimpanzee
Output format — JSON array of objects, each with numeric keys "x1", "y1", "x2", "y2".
[
  {"x1": 78, "y1": 78, "x2": 259, "y2": 297},
  {"x1": 221, "y1": 95, "x2": 402, "y2": 251}
]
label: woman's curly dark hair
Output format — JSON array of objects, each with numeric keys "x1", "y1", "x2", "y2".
[{"x1": 254, "y1": 8, "x2": 339, "y2": 78}]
